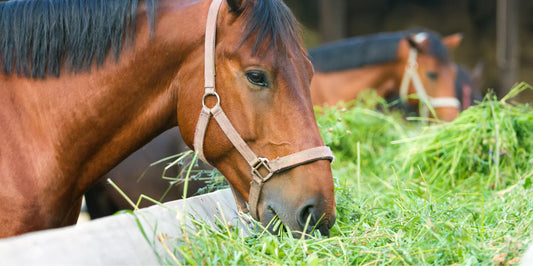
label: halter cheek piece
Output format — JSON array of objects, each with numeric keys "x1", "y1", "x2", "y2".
[
  {"x1": 193, "y1": 0, "x2": 334, "y2": 220},
  {"x1": 399, "y1": 48, "x2": 461, "y2": 119}
]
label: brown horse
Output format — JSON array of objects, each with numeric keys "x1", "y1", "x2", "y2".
[
  {"x1": 309, "y1": 31, "x2": 463, "y2": 121},
  {"x1": 0, "y1": 0, "x2": 335, "y2": 238}
]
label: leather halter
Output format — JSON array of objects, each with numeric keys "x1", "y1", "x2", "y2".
[
  {"x1": 399, "y1": 48, "x2": 461, "y2": 119},
  {"x1": 193, "y1": 0, "x2": 334, "y2": 220}
]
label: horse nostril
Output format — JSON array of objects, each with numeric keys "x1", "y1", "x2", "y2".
[
  {"x1": 296, "y1": 198, "x2": 333, "y2": 237},
  {"x1": 297, "y1": 202, "x2": 315, "y2": 229},
  {"x1": 297, "y1": 199, "x2": 330, "y2": 235}
]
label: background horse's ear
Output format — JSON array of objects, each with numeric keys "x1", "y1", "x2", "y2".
[
  {"x1": 226, "y1": 0, "x2": 245, "y2": 13},
  {"x1": 442, "y1": 33, "x2": 463, "y2": 50}
]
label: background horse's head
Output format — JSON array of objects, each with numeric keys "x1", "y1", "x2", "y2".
[
  {"x1": 397, "y1": 31, "x2": 463, "y2": 122},
  {"x1": 176, "y1": 0, "x2": 335, "y2": 236}
]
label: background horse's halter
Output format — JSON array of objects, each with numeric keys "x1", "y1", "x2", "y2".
[
  {"x1": 399, "y1": 47, "x2": 461, "y2": 119},
  {"x1": 193, "y1": 0, "x2": 334, "y2": 220}
]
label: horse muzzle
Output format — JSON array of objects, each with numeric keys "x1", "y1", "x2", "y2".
[{"x1": 257, "y1": 163, "x2": 336, "y2": 238}]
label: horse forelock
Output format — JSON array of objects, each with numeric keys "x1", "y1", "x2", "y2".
[
  {"x1": 427, "y1": 35, "x2": 451, "y2": 63},
  {"x1": 419, "y1": 34, "x2": 449, "y2": 64},
  {"x1": 0, "y1": 0, "x2": 159, "y2": 79},
  {"x1": 409, "y1": 29, "x2": 451, "y2": 63},
  {"x1": 239, "y1": 0, "x2": 306, "y2": 59}
]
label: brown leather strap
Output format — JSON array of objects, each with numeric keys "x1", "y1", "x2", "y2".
[
  {"x1": 204, "y1": 0, "x2": 222, "y2": 88},
  {"x1": 269, "y1": 146, "x2": 334, "y2": 174},
  {"x1": 193, "y1": 0, "x2": 334, "y2": 220},
  {"x1": 193, "y1": 107, "x2": 212, "y2": 163},
  {"x1": 194, "y1": 0, "x2": 223, "y2": 162},
  {"x1": 211, "y1": 105, "x2": 259, "y2": 165}
]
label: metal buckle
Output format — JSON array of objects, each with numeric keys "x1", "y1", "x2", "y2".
[
  {"x1": 251, "y1": 157, "x2": 273, "y2": 182},
  {"x1": 202, "y1": 90, "x2": 220, "y2": 110}
]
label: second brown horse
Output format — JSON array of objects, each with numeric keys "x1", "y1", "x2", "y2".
[{"x1": 309, "y1": 30, "x2": 463, "y2": 122}]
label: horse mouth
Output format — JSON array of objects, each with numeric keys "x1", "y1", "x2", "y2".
[
  {"x1": 262, "y1": 206, "x2": 284, "y2": 235},
  {"x1": 262, "y1": 206, "x2": 331, "y2": 238}
]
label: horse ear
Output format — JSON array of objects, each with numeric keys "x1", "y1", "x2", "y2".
[
  {"x1": 226, "y1": 0, "x2": 245, "y2": 12},
  {"x1": 442, "y1": 33, "x2": 463, "y2": 50}
]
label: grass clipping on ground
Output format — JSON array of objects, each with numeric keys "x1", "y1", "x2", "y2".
[{"x1": 162, "y1": 83, "x2": 533, "y2": 265}]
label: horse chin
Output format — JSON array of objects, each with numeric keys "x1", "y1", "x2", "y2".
[
  {"x1": 259, "y1": 206, "x2": 282, "y2": 234},
  {"x1": 260, "y1": 205, "x2": 300, "y2": 238},
  {"x1": 436, "y1": 107, "x2": 460, "y2": 122},
  {"x1": 255, "y1": 164, "x2": 336, "y2": 238}
]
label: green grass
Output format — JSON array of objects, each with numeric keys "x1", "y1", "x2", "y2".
[{"x1": 146, "y1": 83, "x2": 533, "y2": 265}]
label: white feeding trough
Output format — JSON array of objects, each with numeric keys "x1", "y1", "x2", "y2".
[{"x1": 0, "y1": 188, "x2": 251, "y2": 265}]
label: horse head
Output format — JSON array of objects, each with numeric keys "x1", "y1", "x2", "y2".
[
  {"x1": 397, "y1": 31, "x2": 463, "y2": 121},
  {"x1": 176, "y1": 0, "x2": 336, "y2": 237}
]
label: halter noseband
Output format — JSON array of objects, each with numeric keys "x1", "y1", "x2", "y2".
[
  {"x1": 399, "y1": 47, "x2": 461, "y2": 119},
  {"x1": 193, "y1": 0, "x2": 334, "y2": 220}
]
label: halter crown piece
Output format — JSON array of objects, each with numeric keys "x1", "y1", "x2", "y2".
[
  {"x1": 193, "y1": 0, "x2": 335, "y2": 220},
  {"x1": 399, "y1": 47, "x2": 461, "y2": 119}
]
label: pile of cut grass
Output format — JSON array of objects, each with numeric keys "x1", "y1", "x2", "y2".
[{"x1": 148, "y1": 83, "x2": 533, "y2": 265}]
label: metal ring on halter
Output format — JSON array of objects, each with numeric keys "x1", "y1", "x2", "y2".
[{"x1": 202, "y1": 91, "x2": 220, "y2": 110}]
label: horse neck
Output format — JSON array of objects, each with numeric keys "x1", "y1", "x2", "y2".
[
  {"x1": 1, "y1": 1, "x2": 206, "y2": 199},
  {"x1": 310, "y1": 62, "x2": 402, "y2": 106}
]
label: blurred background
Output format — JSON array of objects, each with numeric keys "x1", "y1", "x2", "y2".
[{"x1": 285, "y1": 0, "x2": 532, "y2": 102}]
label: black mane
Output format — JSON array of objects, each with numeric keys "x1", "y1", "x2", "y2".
[
  {"x1": 0, "y1": 0, "x2": 158, "y2": 78},
  {"x1": 309, "y1": 32, "x2": 403, "y2": 73},
  {"x1": 309, "y1": 30, "x2": 450, "y2": 73},
  {"x1": 0, "y1": 0, "x2": 303, "y2": 78},
  {"x1": 240, "y1": 0, "x2": 304, "y2": 57}
]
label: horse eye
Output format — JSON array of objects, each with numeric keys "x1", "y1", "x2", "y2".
[
  {"x1": 245, "y1": 71, "x2": 270, "y2": 87},
  {"x1": 426, "y1": 72, "x2": 439, "y2": 81}
]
